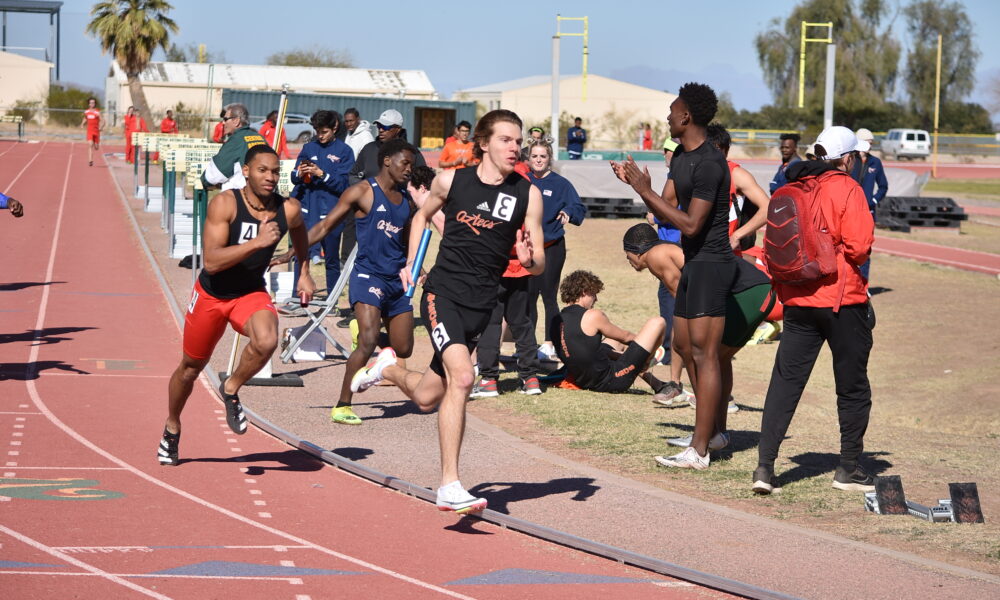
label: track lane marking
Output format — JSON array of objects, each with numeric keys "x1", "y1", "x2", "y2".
[
  {"x1": 0, "y1": 524, "x2": 172, "y2": 599},
  {"x1": 25, "y1": 142, "x2": 481, "y2": 600}
]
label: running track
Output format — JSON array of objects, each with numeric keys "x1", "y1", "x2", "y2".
[{"x1": 0, "y1": 141, "x2": 732, "y2": 599}]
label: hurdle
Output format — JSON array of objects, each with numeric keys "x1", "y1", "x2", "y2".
[{"x1": 0, "y1": 115, "x2": 25, "y2": 142}]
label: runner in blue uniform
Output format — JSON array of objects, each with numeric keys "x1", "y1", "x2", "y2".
[{"x1": 273, "y1": 138, "x2": 418, "y2": 425}]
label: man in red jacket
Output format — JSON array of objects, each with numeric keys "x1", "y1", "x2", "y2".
[{"x1": 752, "y1": 126, "x2": 876, "y2": 496}]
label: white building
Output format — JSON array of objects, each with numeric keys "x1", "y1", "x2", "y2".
[
  {"x1": 105, "y1": 61, "x2": 438, "y2": 120},
  {"x1": 0, "y1": 51, "x2": 53, "y2": 109},
  {"x1": 454, "y1": 74, "x2": 677, "y2": 150}
]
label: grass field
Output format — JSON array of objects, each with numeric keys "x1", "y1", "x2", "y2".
[
  {"x1": 922, "y1": 178, "x2": 1000, "y2": 201},
  {"x1": 460, "y1": 218, "x2": 1000, "y2": 575}
]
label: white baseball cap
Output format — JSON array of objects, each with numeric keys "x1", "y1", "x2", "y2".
[
  {"x1": 855, "y1": 127, "x2": 874, "y2": 142},
  {"x1": 815, "y1": 125, "x2": 868, "y2": 160},
  {"x1": 374, "y1": 109, "x2": 404, "y2": 128}
]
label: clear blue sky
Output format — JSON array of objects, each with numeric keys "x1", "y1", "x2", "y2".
[{"x1": 4, "y1": 0, "x2": 999, "y2": 118}]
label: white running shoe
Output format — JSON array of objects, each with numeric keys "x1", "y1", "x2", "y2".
[
  {"x1": 687, "y1": 394, "x2": 739, "y2": 414},
  {"x1": 435, "y1": 481, "x2": 487, "y2": 514},
  {"x1": 654, "y1": 447, "x2": 710, "y2": 470},
  {"x1": 350, "y1": 347, "x2": 397, "y2": 393},
  {"x1": 537, "y1": 341, "x2": 558, "y2": 362},
  {"x1": 665, "y1": 431, "x2": 730, "y2": 451}
]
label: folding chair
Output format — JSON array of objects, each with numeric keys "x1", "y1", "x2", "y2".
[{"x1": 279, "y1": 244, "x2": 357, "y2": 363}]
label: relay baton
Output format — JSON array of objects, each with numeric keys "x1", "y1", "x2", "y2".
[{"x1": 405, "y1": 228, "x2": 433, "y2": 298}]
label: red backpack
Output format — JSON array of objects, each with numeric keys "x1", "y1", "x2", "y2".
[{"x1": 764, "y1": 172, "x2": 844, "y2": 285}]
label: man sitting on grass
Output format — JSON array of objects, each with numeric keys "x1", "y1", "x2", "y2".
[{"x1": 550, "y1": 270, "x2": 670, "y2": 400}]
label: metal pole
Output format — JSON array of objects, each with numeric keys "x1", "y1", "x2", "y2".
[
  {"x1": 798, "y1": 22, "x2": 806, "y2": 108},
  {"x1": 2, "y1": 12, "x2": 6, "y2": 49},
  {"x1": 932, "y1": 34, "x2": 942, "y2": 179},
  {"x1": 551, "y1": 34, "x2": 560, "y2": 154},
  {"x1": 823, "y1": 44, "x2": 836, "y2": 130},
  {"x1": 204, "y1": 64, "x2": 214, "y2": 139},
  {"x1": 55, "y1": 10, "x2": 60, "y2": 80},
  {"x1": 581, "y1": 17, "x2": 589, "y2": 102}
]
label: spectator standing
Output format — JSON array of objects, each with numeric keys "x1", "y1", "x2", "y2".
[
  {"x1": 439, "y1": 121, "x2": 477, "y2": 169},
  {"x1": 567, "y1": 117, "x2": 587, "y2": 160},
  {"x1": 344, "y1": 108, "x2": 374, "y2": 159},
  {"x1": 769, "y1": 133, "x2": 801, "y2": 194},
  {"x1": 123, "y1": 106, "x2": 147, "y2": 164},
  {"x1": 851, "y1": 127, "x2": 886, "y2": 281},
  {"x1": 200, "y1": 103, "x2": 266, "y2": 191},
  {"x1": 641, "y1": 123, "x2": 653, "y2": 150},
  {"x1": 81, "y1": 97, "x2": 101, "y2": 167},
  {"x1": 646, "y1": 137, "x2": 682, "y2": 373},
  {"x1": 524, "y1": 140, "x2": 586, "y2": 361},
  {"x1": 212, "y1": 110, "x2": 226, "y2": 143},
  {"x1": 152, "y1": 109, "x2": 180, "y2": 163},
  {"x1": 752, "y1": 126, "x2": 876, "y2": 495},
  {"x1": 259, "y1": 110, "x2": 291, "y2": 159},
  {"x1": 520, "y1": 126, "x2": 545, "y2": 161},
  {"x1": 289, "y1": 110, "x2": 355, "y2": 297}
]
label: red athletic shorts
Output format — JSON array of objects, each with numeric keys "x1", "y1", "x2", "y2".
[
  {"x1": 87, "y1": 131, "x2": 100, "y2": 144},
  {"x1": 183, "y1": 280, "x2": 276, "y2": 360}
]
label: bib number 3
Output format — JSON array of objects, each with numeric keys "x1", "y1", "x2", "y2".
[{"x1": 431, "y1": 323, "x2": 451, "y2": 351}]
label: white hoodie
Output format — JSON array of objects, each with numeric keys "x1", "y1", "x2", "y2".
[{"x1": 345, "y1": 120, "x2": 375, "y2": 159}]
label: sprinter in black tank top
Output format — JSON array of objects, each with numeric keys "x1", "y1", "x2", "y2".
[
  {"x1": 158, "y1": 145, "x2": 315, "y2": 467},
  {"x1": 351, "y1": 110, "x2": 546, "y2": 514},
  {"x1": 610, "y1": 83, "x2": 733, "y2": 470}
]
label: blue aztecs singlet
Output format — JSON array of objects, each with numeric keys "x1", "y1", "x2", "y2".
[{"x1": 353, "y1": 178, "x2": 413, "y2": 279}]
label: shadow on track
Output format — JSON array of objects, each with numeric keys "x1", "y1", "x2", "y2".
[
  {"x1": 331, "y1": 447, "x2": 374, "y2": 462},
  {"x1": 0, "y1": 326, "x2": 96, "y2": 346},
  {"x1": 182, "y1": 449, "x2": 325, "y2": 475},
  {"x1": 470, "y1": 477, "x2": 600, "y2": 514},
  {"x1": 0, "y1": 281, "x2": 66, "y2": 292},
  {"x1": 0, "y1": 360, "x2": 90, "y2": 380}
]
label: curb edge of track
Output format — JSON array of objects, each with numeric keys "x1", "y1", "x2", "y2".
[{"x1": 106, "y1": 162, "x2": 799, "y2": 600}]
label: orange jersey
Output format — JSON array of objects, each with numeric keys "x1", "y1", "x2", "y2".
[
  {"x1": 84, "y1": 108, "x2": 101, "y2": 133},
  {"x1": 259, "y1": 121, "x2": 290, "y2": 159},
  {"x1": 439, "y1": 139, "x2": 476, "y2": 169},
  {"x1": 160, "y1": 118, "x2": 178, "y2": 134}
]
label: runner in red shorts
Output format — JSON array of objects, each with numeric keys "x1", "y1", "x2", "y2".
[
  {"x1": 158, "y1": 145, "x2": 315, "y2": 466},
  {"x1": 80, "y1": 97, "x2": 101, "y2": 166}
]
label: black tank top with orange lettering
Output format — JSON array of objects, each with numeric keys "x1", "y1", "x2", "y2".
[
  {"x1": 198, "y1": 189, "x2": 287, "y2": 299},
  {"x1": 424, "y1": 167, "x2": 530, "y2": 309},
  {"x1": 552, "y1": 304, "x2": 613, "y2": 390}
]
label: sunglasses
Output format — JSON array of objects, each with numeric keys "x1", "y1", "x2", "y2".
[
  {"x1": 223, "y1": 115, "x2": 239, "y2": 121},
  {"x1": 376, "y1": 122, "x2": 400, "y2": 131}
]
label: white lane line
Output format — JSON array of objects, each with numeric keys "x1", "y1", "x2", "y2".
[
  {"x1": 0, "y1": 525, "x2": 171, "y2": 599},
  {"x1": 1, "y1": 466, "x2": 127, "y2": 471},
  {"x1": 0, "y1": 570, "x2": 319, "y2": 583},
  {"x1": 40, "y1": 373, "x2": 170, "y2": 379},
  {"x1": 0, "y1": 141, "x2": 46, "y2": 190},
  {"x1": 25, "y1": 144, "x2": 480, "y2": 600}
]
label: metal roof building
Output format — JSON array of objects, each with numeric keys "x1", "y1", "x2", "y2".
[{"x1": 104, "y1": 61, "x2": 438, "y2": 122}]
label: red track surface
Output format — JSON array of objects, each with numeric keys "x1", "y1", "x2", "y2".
[
  {"x1": 872, "y1": 236, "x2": 1000, "y2": 276},
  {"x1": 0, "y1": 141, "x2": 729, "y2": 599}
]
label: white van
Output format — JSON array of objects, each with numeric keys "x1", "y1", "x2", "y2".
[{"x1": 880, "y1": 128, "x2": 930, "y2": 160}]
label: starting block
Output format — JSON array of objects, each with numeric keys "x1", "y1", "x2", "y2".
[{"x1": 864, "y1": 476, "x2": 984, "y2": 523}]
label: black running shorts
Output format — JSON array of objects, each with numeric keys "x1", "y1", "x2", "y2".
[
  {"x1": 673, "y1": 260, "x2": 738, "y2": 319},
  {"x1": 420, "y1": 291, "x2": 492, "y2": 377},
  {"x1": 589, "y1": 341, "x2": 650, "y2": 393}
]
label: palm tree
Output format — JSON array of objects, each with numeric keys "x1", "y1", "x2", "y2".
[{"x1": 86, "y1": 1, "x2": 178, "y2": 128}]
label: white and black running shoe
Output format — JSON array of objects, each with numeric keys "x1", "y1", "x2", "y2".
[
  {"x1": 752, "y1": 465, "x2": 775, "y2": 495},
  {"x1": 158, "y1": 428, "x2": 180, "y2": 466},
  {"x1": 219, "y1": 382, "x2": 247, "y2": 435},
  {"x1": 832, "y1": 465, "x2": 876, "y2": 492}
]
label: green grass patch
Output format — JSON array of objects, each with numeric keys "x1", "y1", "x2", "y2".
[{"x1": 922, "y1": 178, "x2": 1000, "y2": 200}]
